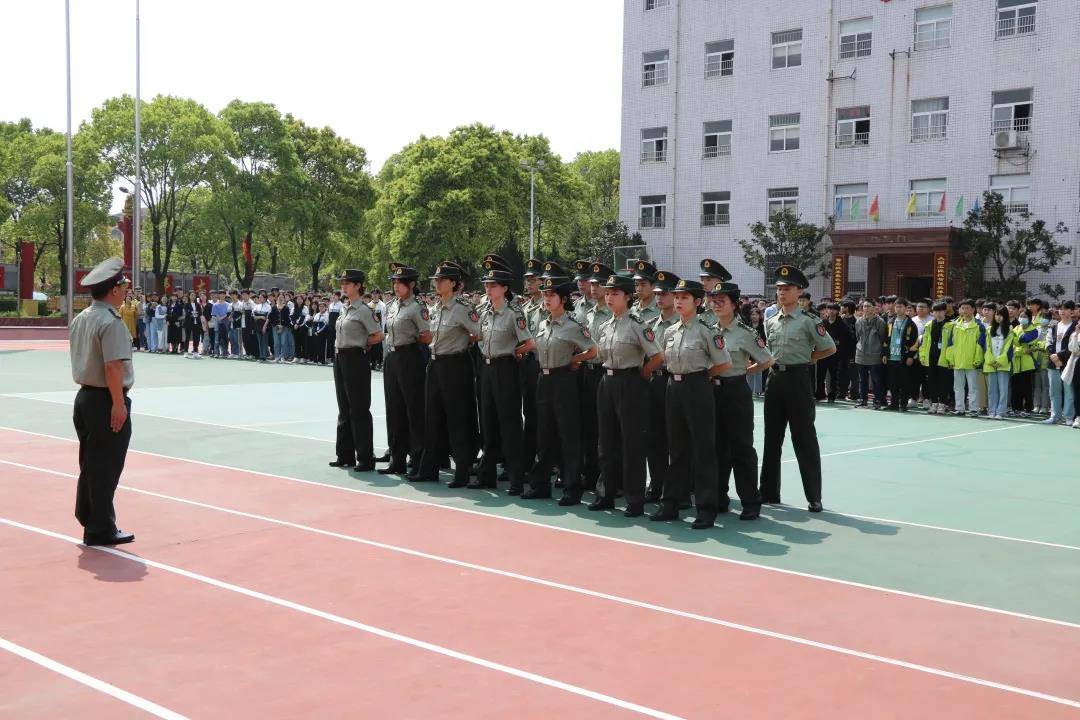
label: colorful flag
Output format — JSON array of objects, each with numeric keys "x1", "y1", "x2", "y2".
[
  {"x1": 906, "y1": 193, "x2": 917, "y2": 216},
  {"x1": 869, "y1": 194, "x2": 880, "y2": 222},
  {"x1": 938, "y1": 192, "x2": 947, "y2": 215},
  {"x1": 972, "y1": 197, "x2": 982, "y2": 215},
  {"x1": 850, "y1": 196, "x2": 862, "y2": 220},
  {"x1": 955, "y1": 195, "x2": 965, "y2": 218}
]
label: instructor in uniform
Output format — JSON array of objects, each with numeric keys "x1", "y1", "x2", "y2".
[
  {"x1": 69, "y1": 257, "x2": 135, "y2": 546},
  {"x1": 759, "y1": 265, "x2": 836, "y2": 512}
]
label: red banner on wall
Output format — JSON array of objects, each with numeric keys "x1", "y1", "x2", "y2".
[
  {"x1": 933, "y1": 252, "x2": 948, "y2": 298},
  {"x1": 830, "y1": 253, "x2": 848, "y2": 301},
  {"x1": 163, "y1": 274, "x2": 175, "y2": 294},
  {"x1": 19, "y1": 242, "x2": 34, "y2": 299},
  {"x1": 192, "y1": 275, "x2": 211, "y2": 295},
  {"x1": 74, "y1": 268, "x2": 90, "y2": 291}
]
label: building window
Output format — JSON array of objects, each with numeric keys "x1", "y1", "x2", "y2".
[
  {"x1": 771, "y1": 29, "x2": 803, "y2": 69},
  {"x1": 768, "y1": 187, "x2": 799, "y2": 217},
  {"x1": 704, "y1": 40, "x2": 734, "y2": 78},
  {"x1": 701, "y1": 192, "x2": 731, "y2": 226},
  {"x1": 702, "y1": 120, "x2": 732, "y2": 158},
  {"x1": 642, "y1": 50, "x2": 669, "y2": 87},
  {"x1": 914, "y1": 5, "x2": 952, "y2": 50},
  {"x1": 990, "y1": 174, "x2": 1031, "y2": 214},
  {"x1": 640, "y1": 195, "x2": 667, "y2": 229},
  {"x1": 911, "y1": 97, "x2": 949, "y2": 141},
  {"x1": 992, "y1": 89, "x2": 1033, "y2": 134},
  {"x1": 644, "y1": 0, "x2": 669, "y2": 10},
  {"x1": 769, "y1": 113, "x2": 800, "y2": 152},
  {"x1": 834, "y1": 183, "x2": 869, "y2": 222},
  {"x1": 836, "y1": 106, "x2": 870, "y2": 147},
  {"x1": 640, "y1": 127, "x2": 668, "y2": 163},
  {"x1": 996, "y1": 0, "x2": 1036, "y2": 38},
  {"x1": 910, "y1": 178, "x2": 946, "y2": 217},
  {"x1": 839, "y1": 18, "x2": 873, "y2": 59}
]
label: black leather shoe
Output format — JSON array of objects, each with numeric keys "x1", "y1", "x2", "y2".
[
  {"x1": 587, "y1": 497, "x2": 615, "y2": 511},
  {"x1": 558, "y1": 493, "x2": 582, "y2": 507},
  {"x1": 648, "y1": 503, "x2": 679, "y2": 522},
  {"x1": 378, "y1": 465, "x2": 407, "y2": 475},
  {"x1": 328, "y1": 460, "x2": 355, "y2": 468},
  {"x1": 808, "y1": 501, "x2": 824, "y2": 513},
  {"x1": 623, "y1": 502, "x2": 645, "y2": 518},
  {"x1": 521, "y1": 486, "x2": 552, "y2": 500},
  {"x1": 691, "y1": 514, "x2": 716, "y2": 530},
  {"x1": 375, "y1": 452, "x2": 391, "y2": 463},
  {"x1": 739, "y1": 508, "x2": 761, "y2": 521},
  {"x1": 353, "y1": 462, "x2": 376, "y2": 472},
  {"x1": 84, "y1": 529, "x2": 134, "y2": 546},
  {"x1": 446, "y1": 478, "x2": 469, "y2": 489},
  {"x1": 407, "y1": 473, "x2": 437, "y2": 483},
  {"x1": 466, "y1": 479, "x2": 497, "y2": 490},
  {"x1": 507, "y1": 486, "x2": 523, "y2": 496},
  {"x1": 644, "y1": 490, "x2": 663, "y2": 503}
]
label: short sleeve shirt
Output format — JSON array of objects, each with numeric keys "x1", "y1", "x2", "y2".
[
  {"x1": 584, "y1": 301, "x2": 613, "y2": 366},
  {"x1": 430, "y1": 296, "x2": 480, "y2": 355},
  {"x1": 335, "y1": 301, "x2": 381, "y2": 350},
  {"x1": 385, "y1": 297, "x2": 430, "y2": 347},
  {"x1": 632, "y1": 297, "x2": 661, "y2": 326},
  {"x1": 661, "y1": 318, "x2": 732, "y2": 374},
  {"x1": 480, "y1": 303, "x2": 532, "y2": 358},
  {"x1": 764, "y1": 307, "x2": 835, "y2": 364},
  {"x1": 598, "y1": 312, "x2": 662, "y2": 369},
  {"x1": 534, "y1": 314, "x2": 594, "y2": 369},
  {"x1": 70, "y1": 301, "x2": 135, "y2": 389},
  {"x1": 651, "y1": 313, "x2": 679, "y2": 368},
  {"x1": 717, "y1": 317, "x2": 774, "y2": 377}
]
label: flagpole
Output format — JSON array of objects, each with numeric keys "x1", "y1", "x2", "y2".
[
  {"x1": 133, "y1": 0, "x2": 142, "y2": 287},
  {"x1": 64, "y1": 0, "x2": 75, "y2": 326}
]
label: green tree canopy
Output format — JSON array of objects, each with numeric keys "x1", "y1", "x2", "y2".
[{"x1": 738, "y1": 210, "x2": 833, "y2": 288}]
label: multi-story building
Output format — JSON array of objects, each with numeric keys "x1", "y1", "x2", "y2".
[{"x1": 620, "y1": 0, "x2": 1080, "y2": 300}]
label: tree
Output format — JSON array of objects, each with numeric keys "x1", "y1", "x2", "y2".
[
  {"x1": 954, "y1": 190, "x2": 1070, "y2": 298},
  {"x1": 172, "y1": 187, "x2": 229, "y2": 276},
  {"x1": 582, "y1": 219, "x2": 641, "y2": 268},
  {"x1": 738, "y1": 210, "x2": 832, "y2": 282},
  {"x1": 90, "y1": 95, "x2": 229, "y2": 293}
]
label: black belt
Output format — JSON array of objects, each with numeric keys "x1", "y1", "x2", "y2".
[
  {"x1": 387, "y1": 342, "x2": 419, "y2": 353},
  {"x1": 540, "y1": 365, "x2": 574, "y2": 375},
  {"x1": 337, "y1": 346, "x2": 367, "y2": 354},
  {"x1": 774, "y1": 363, "x2": 812, "y2": 372},
  {"x1": 603, "y1": 367, "x2": 639, "y2": 377},
  {"x1": 483, "y1": 355, "x2": 517, "y2": 365},
  {"x1": 713, "y1": 375, "x2": 746, "y2": 385},
  {"x1": 430, "y1": 351, "x2": 468, "y2": 361},
  {"x1": 668, "y1": 370, "x2": 707, "y2": 382},
  {"x1": 80, "y1": 385, "x2": 129, "y2": 394}
]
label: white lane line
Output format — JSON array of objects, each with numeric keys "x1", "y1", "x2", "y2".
[
  {"x1": 0, "y1": 517, "x2": 684, "y2": 720},
  {"x1": 0, "y1": 635, "x2": 188, "y2": 720},
  {"x1": 813, "y1": 423, "x2": 1029, "y2": 461},
  {"x1": 2, "y1": 425, "x2": 1077, "y2": 631},
  {"x1": 4, "y1": 459, "x2": 1077, "y2": 710}
]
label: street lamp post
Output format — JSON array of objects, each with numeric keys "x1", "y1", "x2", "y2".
[
  {"x1": 520, "y1": 159, "x2": 545, "y2": 258},
  {"x1": 133, "y1": 0, "x2": 142, "y2": 288},
  {"x1": 64, "y1": 0, "x2": 75, "y2": 325}
]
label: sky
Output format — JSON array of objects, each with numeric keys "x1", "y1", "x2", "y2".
[{"x1": 2, "y1": 0, "x2": 624, "y2": 210}]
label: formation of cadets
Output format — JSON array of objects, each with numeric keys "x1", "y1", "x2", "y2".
[{"x1": 328, "y1": 255, "x2": 836, "y2": 529}]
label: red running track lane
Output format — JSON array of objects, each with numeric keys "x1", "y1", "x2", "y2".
[
  {"x1": 0, "y1": 521, "x2": 633, "y2": 720},
  {"x1": 2, "y1": 459, "x2": 1078, "y2": 717},
  {"x1": 3, "y1": 430, "x2": 1078, "y2": 707},
  {"x1": 0, "y1": 650, "x2": 150, "y2": 720}
]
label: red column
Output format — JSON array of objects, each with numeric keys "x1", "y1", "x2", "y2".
[
  {"x1": 18, "y1": 241, "x2": 35, "y2": 300},
  {"x1": 119, "y1": 196, "x2": 134, "y2": 270}
]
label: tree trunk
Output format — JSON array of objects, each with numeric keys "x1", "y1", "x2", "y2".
[
  {"x1": 310, "y1": 259, "x2": 321, "y2": 293},
  {"x1": 55, "y1": 225, "x2": 67, "y2": 296},
  {"x1": 269, "y1": 245, "x2": 279, "y2": 275},
  {"x1": 151, "y1": 222, "x2": 164, "y2": 293}
]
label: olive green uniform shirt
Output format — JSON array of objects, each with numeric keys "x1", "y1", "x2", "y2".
[
  {"x1": 764, "y1": 306, "x2": 835, "y2": 364},
  {"x1": 661, "y1": 317, "x2": 732, "y2": 374},
  {"x1": 479, "y1": 303, "x2": 532, "y2": 358},
  {"x1": 429, "y1": 296, "x2": 480, "y2": 355},
  {"x1": 335, "y1": 301, "x2": 382, "y2": 350},
  {"x1": 631, "y1": 296, "x2": 661, "y2": 326},
  {"x1": 384, "y1": 297, "x2": 430, "y2": 348},
  {"x1": 534, "y1": 313, "x2": 594, "y2": 369},
  {"x1": 597, "y1": 312, "x2": 662, "y2": 369},
  {"x1": 585, "y1": 301, "x2": 613, "y2": 366},
  {"x1": 716, "y1": 316, "x2": 774, "y2": 377},
  {"x1": 70, "y1": 300, "x2": 135, "y2": 389},
  {"x1": 650, "y1": 312, "x2": 679, "y2": 369}
]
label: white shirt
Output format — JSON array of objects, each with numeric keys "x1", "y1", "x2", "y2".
[
  {"x1": 329, "y1": 301, "x2": 344, "y2": 314},
  {"x1": 912, "y1": 314, "x2": 930, "y2": 338},
  {"x1": 374, "y1": 300, "x2": 387, "y2": 330}
]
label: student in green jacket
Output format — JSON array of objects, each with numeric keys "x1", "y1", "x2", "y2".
[
  {"x1": 1010, "y1": 311, "x2": 1040, "y2": 417},
  {"x1": 983, "y1": 306, "x2": 1015, "y2": 420},
  {"x1": 943, "y1": 299, "x2": 986, "y2": 417}
]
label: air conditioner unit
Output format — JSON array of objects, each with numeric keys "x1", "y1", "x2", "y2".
[{"x1": 994, "y1": 130, "x2": 1020, "y2": 150}]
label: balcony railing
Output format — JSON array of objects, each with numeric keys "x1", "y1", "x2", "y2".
[
  {"x1": 702, "y1": 144, "x2": 732, "y2": 159},
  {"x1": 645, "y1": 0, "x2": 669, "y2": 9},
  {"x1": 704, "y1": 58, "x2": 734, "y2": 78},
  {"x1": 996, "y1": 15, "x2": 1035, "y2": 38},
  {"x1": 911, "y1": 209, "x2": 943, "y2": 218},
  {"x1": 642, "y1": 68, "x2": 668, "y2": 87},
  {"x1": 639, "y1": 215, "x2": 666, "y2": 229},
  {"x1": 701, "y1": 213, "x2": 730, "y2": 227},
  {"x1": 836, "y1": 132, "x2": 870, "y2": 148},
  {"x1": 991, "y1": 116, "x2": 1031, "y2": 134},
  {"x1": 1003, "y1": 202, "x2": 1030, "y2": 215},
  {"x1": 640, "y1": 148, "x2": 667, "y2": 163},
  {"x1": 911, "y1": 124, "x2": 947, "y2": 141}
]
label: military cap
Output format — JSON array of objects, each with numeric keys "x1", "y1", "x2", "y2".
[
  {"x1": 602, "y1": 274, "x2": 636, "y2": 293},
  {"x1": 539, "y1": 276, "x2": 575, "y2": 295},
  {"x1": 523, "y1": 258, "x2": 543, "y2": 278},
  {"x1": 672, "y1": 278, "x2": 706, "y2": 298},
  {"x1": 630, "y1": 259, "x2": 658, "y2": 282},
  {"x1": 654, "y1": 270, "x2": 681, "y2": 293},
  {"x1": 482, "y1": 253, "x2": 512, "y2": 272},
  {"x1": 699, "y1": 258, "x2": 733, "y2": 281},
  {"x1": 708, "y1": 281, "x2": 742, "y2": 303},
  {"x1": 541, "y1": 260, "x2": 567, "y2": 279},
  {"x1": 573, "y1": 259, "x2": 593, "y2": 281},
  {"x1": 388, "y1": 262, "x2": 419, "y2": 281},
  {"x1": 430, "y1": 261, "x2": 463, "y2": 280},
  {"x1": 80, "y1": 257, "x2": 129, "y2": 291},
  {"x1": 590, "y1": 262, "x2": 614, "y2": 282},
  {"x1": 774, "y1": 265, "x2": 809, "y2": 289},
  {"x1": 480, "y1": 267, "x2": 515, "y2": 284},
  {"x1": 338, "y1": 269, "x2": 366, "y2": 284}
]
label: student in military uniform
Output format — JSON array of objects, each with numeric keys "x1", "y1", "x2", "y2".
[
  {"x1": 580, "y1": 262, "x2": 614, "y2": 492},
  {"x1": 644, "y1": 270, "x2": 680, "y2": 503},
  {"x1": 591, "y1": 274, "x2": 665, "y2": 517},
  {"x1": 526, "y1": 276, "x2": 597, "y2": 504},
  {"x1": 648, "y1": 279, "x2": 731, "y2": 528},
  {"x1": 329, "y1": 270, "x2": 384, "y2": 471},
  {"x1": 708, "y1": 282, "x2": 774, "y2": 520},
  {"x1": 474, "y1": 266, "x2": 535, "y2": 491},
  {"x1": 409, "y1": 261, "x2": 481, "y2": 487},
  {"x1": 518, "y1": 258, "x2": 545, "y2": 475},
  {"x1": 630, "y1": 260, "x2": 661, "y2": 325},
  {"x1": 378, "y1": 263, "x2": 432, "y2": 475},
  {"x1": 573, "y1": 260, "x2": 595, "y2": 324},
  {"x1": 697, "y1": 259, "x2": 732, "y2": 325},
  {"x1": 759, "y1": 266, "x2": 837, "y2": 512},
  {"x1": 69, "y1": 258, "x2": 136, "y2": 546}
]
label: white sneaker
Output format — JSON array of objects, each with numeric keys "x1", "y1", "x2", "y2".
[
  {"x1": 922, "y1": 399, "x2": 931, "y2": 410},
  {"x1": 1072, "y1": 418, "x2": 1080, "y2": 429}
]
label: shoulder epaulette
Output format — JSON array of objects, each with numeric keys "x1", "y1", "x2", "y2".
[
  {"x1": 736, "y1": 319, "x2": 755, "y2": 333},
  {"x1": 628, "y1": 314, "x2": 643, "y2": 324},
  {"x1": 455, "y1": 296, "x2": 473, "y2": 308}
]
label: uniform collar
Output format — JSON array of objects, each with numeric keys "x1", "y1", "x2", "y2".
[{"x1": 778, "y1": 305, "x2": 800, "y2": 318}]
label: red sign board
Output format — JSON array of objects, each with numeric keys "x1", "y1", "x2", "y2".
[
  {"x1": 933, "y1": 252, "x2": 948, "y2": 298},
  {"x1": 192, "y1": 275, "x2": 211, "y2": 295},
  {"x1": 74, "y1": 268, "x2": 90, "y2": 291},
  {"x1": 0, "y1": 265, "x2": 5, "y2": 290},
  {"x1": 163, "y1": 274, "x2": 175, "y2": 295},
  {"x1": 830, "y1": 253, "x2": 847, "y2": 301}
]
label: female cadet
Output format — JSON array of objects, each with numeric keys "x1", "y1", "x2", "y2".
[
  {"x1": 525, "y1": 276, "x2": 596, "y2": 504},
  {"x1": 474, "y1": 266, "x2": 535, "y2": 492},
  {"x1": 329, "y1": 269, "x2": 384, "y2": 471},
  {"x1": 643, "y1": 270, "x2": 680, "y2": 504},
  {"x1": 706, "y1": 282, "x2": 773, "y2": 521},
  {"x1": 378, "y1": 263, "x2": 431, "y2": 476},
  {"x1": 590, "y1": 274, "x2": 665, "y2": 517},
  {"x1": 646, "y1": 279, "x2": 731, "y2": 529}
]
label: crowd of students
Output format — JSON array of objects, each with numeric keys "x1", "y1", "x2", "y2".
[{"x1": 808, "y1": 294, "x2": 1080, "y2": 426}]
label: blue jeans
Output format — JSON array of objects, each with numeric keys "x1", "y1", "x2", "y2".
[
  {"x1": 1048, "y1": 368, "x2": 1075, "y2": 421},
  {"x1": 256, "y1": 329, "x2": 269, "y2": 360},
  {"x1": 151, "y1": 317, "x2": 165, "y2": 351},
  {"x1": 857, "y1": 364, "x2": 884, "y2": 406},
  {"x1": 273, "y1": 326, "x2": 294, "y2": 360},
  {"x1": 229, "y1": 328, "x2": 241, "y2": 356},
  {"x1": 986, "y1": 371, "x2": 1010, "y2": 416},
  {"x1": 952, "y1": 369, "x2": 981, "y2": 412}
]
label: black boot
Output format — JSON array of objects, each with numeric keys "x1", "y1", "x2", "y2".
[
  {"x1": 648, "y1": 502, "x2": 679, "y2": 522},
  {"x1": 587, "y1": 497, "x2": 615, "y2": 511}
]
